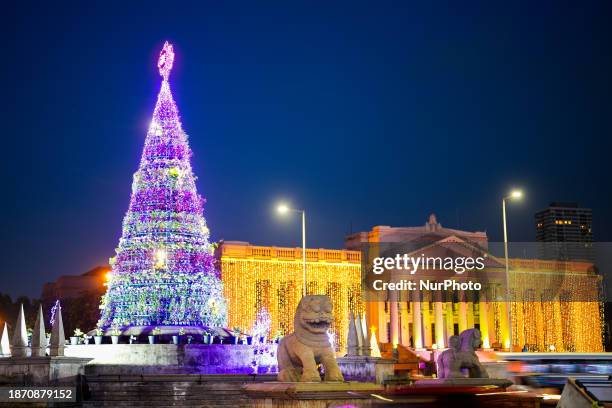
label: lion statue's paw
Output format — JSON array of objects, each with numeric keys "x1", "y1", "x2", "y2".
[
  {"x1": 300, "y1": 368, "x2": 322, "y2": 382},
  {"x1": 324, "y1": 367, "x2": 344, "y2": 382},
  {"x1": 278, "y1": 368, "x2": 300, "y2": 382}
]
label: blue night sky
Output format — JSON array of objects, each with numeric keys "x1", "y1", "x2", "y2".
[{"x1": 3, "y1": 1, "x2": 611, "y2": 297}]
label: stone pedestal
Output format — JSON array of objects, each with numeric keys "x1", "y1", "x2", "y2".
[
  {"x1": 337, "y1": 356, "x2": 395, "y2": 384},
  {"x1": 65, "y1": 344, "x2": 277, "y2": 374},
  {"x1": 243, "y1": 382, "x2": 383, "y2": 408}
]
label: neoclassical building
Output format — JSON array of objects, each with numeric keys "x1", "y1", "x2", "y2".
[
  {"x1": 346, "y1": 215, "x2": 603, "y2": 352},
  {"x1": 215, "y1": 215, "x2": 603, "y2": 353}
]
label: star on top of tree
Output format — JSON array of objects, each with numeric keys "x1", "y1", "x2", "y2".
[{"x1": 158, "y1": 41, "x2": 174, "y2": 82}]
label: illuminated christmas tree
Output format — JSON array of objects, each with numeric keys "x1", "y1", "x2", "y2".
[{"x1": 97, "y1": 42, "x2": 227, "y2": 329}]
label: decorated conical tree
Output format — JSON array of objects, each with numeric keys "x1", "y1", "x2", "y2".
[{"x1": 97, "y1": 42, "x2": 227, "y2": 329}]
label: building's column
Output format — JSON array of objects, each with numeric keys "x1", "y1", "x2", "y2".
[
  {"x1": 478, "y1": 289, "x2": 491, "y2": 349},
  {"x1": 434, "y1": 292, "x2": 445, "y2": 349},
  {"x1": 458, "y1": 291, "x2": 468, "y2": 333},
  {"x1": 376, "y1": 301, "x2": 388, "y2": 344},
  {"x1": 389, "y1": 295, "x2": 399, "y2": 347},
  {"x1": 445, "y1": 290, "x2": 455, "y2": 339},
  {"x1": 412, "y1": 291, "x2": 423, "y2": 349},
  {"x1": 466, "y1": 292, "x2": 475, "y2": 329},
  {"x1": 422, "y1": 293, "x2": 432, "y2": 348},
  {"x1": 399, "y1": 301, "x2": 410, "y2": 347}
]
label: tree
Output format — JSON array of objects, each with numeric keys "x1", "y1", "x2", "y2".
[
  {"x1": 97, "y1": 42, "x2": 227, "y2": 329},
  {"x1": 0, "y1": 293, "x2": 41, "y2": 330}
]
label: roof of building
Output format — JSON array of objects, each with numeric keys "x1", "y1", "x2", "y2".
[{"x1": 345, "y1": 213, "x2": 488, "y2": 250}]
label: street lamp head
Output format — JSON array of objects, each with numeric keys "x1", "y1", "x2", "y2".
[
  {"x1": 277, "y1": 203, "x2": 290, "y2": 214},
  {"x1": 274, "y1": 201, "x2": 307, "y2": 297},
  {"x1": 510, "y1": 190, "x2": 523, "y2": 200}
]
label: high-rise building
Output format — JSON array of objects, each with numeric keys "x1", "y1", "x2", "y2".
[{"x1": 535, "y1": 202, "x2": 593, "y2": 260}]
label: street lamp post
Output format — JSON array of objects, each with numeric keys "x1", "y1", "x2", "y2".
[
  {"x1": 277, "y1": 204, "x2": 307, "y2": 297},
  {"x1": 502, "y1": 189, "x2": 523, "y2": 351}
]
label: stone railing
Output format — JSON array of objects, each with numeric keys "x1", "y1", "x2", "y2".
[{"x1": 219, "y1": 242, "x2": 361, "y2": 264}]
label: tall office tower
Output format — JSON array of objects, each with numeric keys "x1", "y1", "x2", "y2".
[{"x1": 535, "y1": 202, "x2": 593, "y2": 260}]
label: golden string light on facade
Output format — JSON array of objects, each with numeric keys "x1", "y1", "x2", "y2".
[
  {"x1": 368, "y1": 257, "x2": 603, "y2": 352},
  {"x1": 217, "y1": 242, "x2": 363, "y2": 353},
  {"x1": 218, "y1": 244, "x2": 602, "y2": 353},
  {"x1": 506, "y1": 259, "x2": 603, "y2": 352}
]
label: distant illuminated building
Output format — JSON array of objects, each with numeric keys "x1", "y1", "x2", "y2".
[
  {"x1": 217, "y1": 241, "x2": 363, "y2": 352},
  {"x1": 40, "y1": 266, "x2": 111, "y2": 335},
  {"x1": 535, "y1": 202, "x2": 593, "y2": 260},
  {"x1": 41, "y1": 266, "x2": 109, "y2": 301},
  {"x1": 346, "y1": 214, "x2": 603, "y2": 352}
]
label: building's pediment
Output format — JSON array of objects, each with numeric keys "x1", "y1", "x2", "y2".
[{"x1": 375, "y1": 234, "x2": 506, "y2": 270}]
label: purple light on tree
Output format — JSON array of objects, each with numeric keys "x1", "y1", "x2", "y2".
[{"x1": 97, "y1": 42, "x2": 227, "y2": 329}]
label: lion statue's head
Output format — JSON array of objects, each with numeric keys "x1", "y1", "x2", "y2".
[
  {"x1": 458, "y1": 328, "x2": 482, "y2": 353},
  {"x1": 293, "y1": 295, "x2": 334, "y2": 348}
]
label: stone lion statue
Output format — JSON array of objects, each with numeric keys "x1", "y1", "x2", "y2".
[
  {"x1": 277, "y1": 295, "x2": 344, "y2": 382},
  {"x1": 437, "y1": 328, "x2": 489, "y2": 379}
]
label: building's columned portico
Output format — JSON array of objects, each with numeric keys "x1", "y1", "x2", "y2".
[{"x1": 345, "y1": 215, "x2": 603, "y2": 353}]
